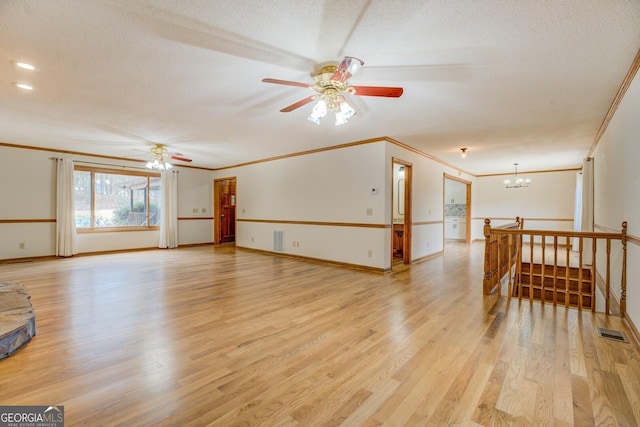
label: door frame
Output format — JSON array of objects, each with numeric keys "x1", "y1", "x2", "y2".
[
  {"x1": 443, "y1": 173, "x2": 472, "y2": 244},
  {"x1": 392, "y1": 158, "x2": 412, "y2": 266},
  {"x1": 213, "y1": 176, "x2": 237, "y2": 244}
]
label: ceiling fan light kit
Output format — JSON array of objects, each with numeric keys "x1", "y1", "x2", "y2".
[
  {"x1": 146, "y1": 159, "x2": 173, "y2": 171},
  {"x1": 262, "y1": 56, "x2": 403, "y2": 126},
  {"x1": 144, "y1": 144, "x2": 191, "y2": 170}
]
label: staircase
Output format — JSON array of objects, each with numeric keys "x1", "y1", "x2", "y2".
[
  {"x1": 515, "y1": 263, "x2": 593, "y2": 309},
  {"x1": 482, "y1": 218, "x2": 628, "y2": 316}
]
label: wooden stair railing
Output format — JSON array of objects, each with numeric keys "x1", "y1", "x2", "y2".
[
  {"x1": 482, "y1": 217, "x2": 523, "y2": 296},
  {"x1": 483, "y1": 219, "x2": 628, "y2": 317}
]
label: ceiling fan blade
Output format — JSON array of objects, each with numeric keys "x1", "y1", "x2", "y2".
[
  {"x1": 331, "y1": 56, "x2": 364, "y2": 83},
  {"x1": 358, "y1": 64, "x2": 471, "y2": 82},
  {"x1": 168, "y1": 155, "x2": 192, "y2": 163},
  {"x1": 113, "y1": 2, "x2": 316, "y2": 73},
  {"x1": 350, "y1": 85, "x2": 404, "y2": 98},
  {"x1": 262, "y1": 78, "x2": 312, "y2": 89},
  {"x1": 280, "y1": 96, "x2": 316, "y2": 112}
]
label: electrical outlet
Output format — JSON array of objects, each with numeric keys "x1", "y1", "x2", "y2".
[
  {"x1": 366, "y1": 208, "x2": 373, "y2": 216},
  {"x1": 201, "y1": 208, "x2": 206, "y2": 213},
  {"x1": 367, "y1": 250, "x2": 372, "y2": 257},
  {"x1": 19, "y1": 242, "x2": 25, "y2": 249},
  {"x1": 251, "y1": 237, "x2": 254, "y2": 242},
  {"x1": 192, "y1": 208, "x2": 198, "y2": 213}
]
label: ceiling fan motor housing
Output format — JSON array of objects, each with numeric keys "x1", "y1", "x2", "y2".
[
  {"x1": 313, "y1": 65, "x2": 350, "y2": 112},
  {"x1": 314, "y1": 65, "x2": 347, "y2": 93}
]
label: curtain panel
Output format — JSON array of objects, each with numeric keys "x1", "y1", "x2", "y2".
[
  {"x1": 572, "y1": 171, "x2": 583, "y2": 251},
  {"x1": 579, "y1": 157, "x2": 594, "y2": 264},
  {"x1": 56, "y1": 158, "x2": 78, "y2": 257},
  {"x1": 159, "y1": 170, "x2": 179, "y2": 249}
]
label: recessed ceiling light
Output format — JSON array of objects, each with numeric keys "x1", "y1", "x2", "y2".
[
  {"x1": 13, "y1": 82, "x2": 34, "y2": 91},
  {"x1": 11, "y1": 60, "x2": 36, "y2": 71}
]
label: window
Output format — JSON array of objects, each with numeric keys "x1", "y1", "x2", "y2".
[{"x1": 74, "y1": 167, "x2": 161, "y2": 230}]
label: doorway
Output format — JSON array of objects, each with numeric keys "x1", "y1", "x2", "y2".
[
  {"x1": 443, "y1": 174, "x2": 471, "y2": 244},
  {"x1": 392, "y1": 159, "x2": 412, "y2": 267},
  {"x1": 214, "y1": 177, "x2": 236, "y2": 244}
]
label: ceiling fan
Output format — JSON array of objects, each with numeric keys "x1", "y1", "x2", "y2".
[
  {"x1": 262, "y1": 56, "x2": 403, "y2": 125},
  {"x1": 145, "y1": 144, "x2": 192, "y2": 170}
]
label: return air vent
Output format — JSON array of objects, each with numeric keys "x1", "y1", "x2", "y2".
[
  {"x1": 273, "y1": 230, "x2": 284, "y2": 252},
  {"x1": 596, "y1": 327, "x2": 629, "y2": 343}
]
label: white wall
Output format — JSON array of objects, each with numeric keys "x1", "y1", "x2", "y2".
[
  {"x1": 217, "y1": 140, "x2": 475, "y2": 270},
  {"x1": 221, "y1": 142, "x2": 389, "y2": 269},
  {"x1": 176, "y1": 168, "x2": 214, "y2": 245},
  {"x1": 472, "y1": 170, "x2": 577, "y2": 240},
  {"x1": 0, "y1": 146, "x2": 57, "y2": 259},
  {"x1": 592, "y1": 66, "x2": 640, "y2": 332},
  {"x1": 0, "y1": 145, "x2": 214, "y2": 259}
]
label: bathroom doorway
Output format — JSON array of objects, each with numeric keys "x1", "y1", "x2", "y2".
[{"x1": 392, "y1": 159, "x2": 412, "y2": 267}]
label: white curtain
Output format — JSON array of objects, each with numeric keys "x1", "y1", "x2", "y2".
[
  {"x1": 56, "y1": 158, "x2": 78, "y2": 257},
  {"x1": 159, "y1": 170, "x2": 179, "y2": 249},
  {"x1": 580, "y1": 158, "x2": 594, "y2": 264},
  {"x1": 572, "y1": 171, "x2": 583, "y2": 251}
]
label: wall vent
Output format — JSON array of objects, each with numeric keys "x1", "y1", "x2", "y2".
[
  {"x1": 596, "y1": 327, "x2": 629, "y2": 343},
  {"x1": 273, "y1": 230, "x2": 284, "y2": 252}
]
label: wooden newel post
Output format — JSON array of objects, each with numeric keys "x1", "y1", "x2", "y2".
[
  {"x1": 483, "y1": 219, "x2": 492, "y2": 295},
  {"x1": 621, "y1": 221, "x2": 627, "y2": 318}
]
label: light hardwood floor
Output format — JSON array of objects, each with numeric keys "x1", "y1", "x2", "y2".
[{"x1": 0, "y1": 242, "x2": 639, "y2": 426}]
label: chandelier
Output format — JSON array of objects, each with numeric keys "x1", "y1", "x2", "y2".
[{"x1": 504, "y1": 163, "x2": 530, "y2": 188}]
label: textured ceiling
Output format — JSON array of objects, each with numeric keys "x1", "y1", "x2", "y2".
[{"x1": 1, "y1": 0, "x2": 639, "y2": 174}]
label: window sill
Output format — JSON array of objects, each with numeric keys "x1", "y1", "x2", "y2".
[{"x1": 77, "y1": 227, "x2": 160, "y2": 234}]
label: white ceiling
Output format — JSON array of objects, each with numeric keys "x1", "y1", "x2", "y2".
[{"x1": 1, "y1": 1, "x2": 639, "y2": 175}]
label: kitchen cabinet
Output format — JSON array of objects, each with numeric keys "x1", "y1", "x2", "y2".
[
  {"x1": 445, "y1": 179, "x2": 467, "y2": 205},
  {"x1": 445, "y1": 217, "x2": 466, "y2": 240}
]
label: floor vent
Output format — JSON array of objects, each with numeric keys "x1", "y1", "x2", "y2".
[
  {"x1": 596, "y1": 327, "x2": 629, "y2": 343},
  {"x1": 273, "y1": 230, "x2": 284, "y2": 252}
]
